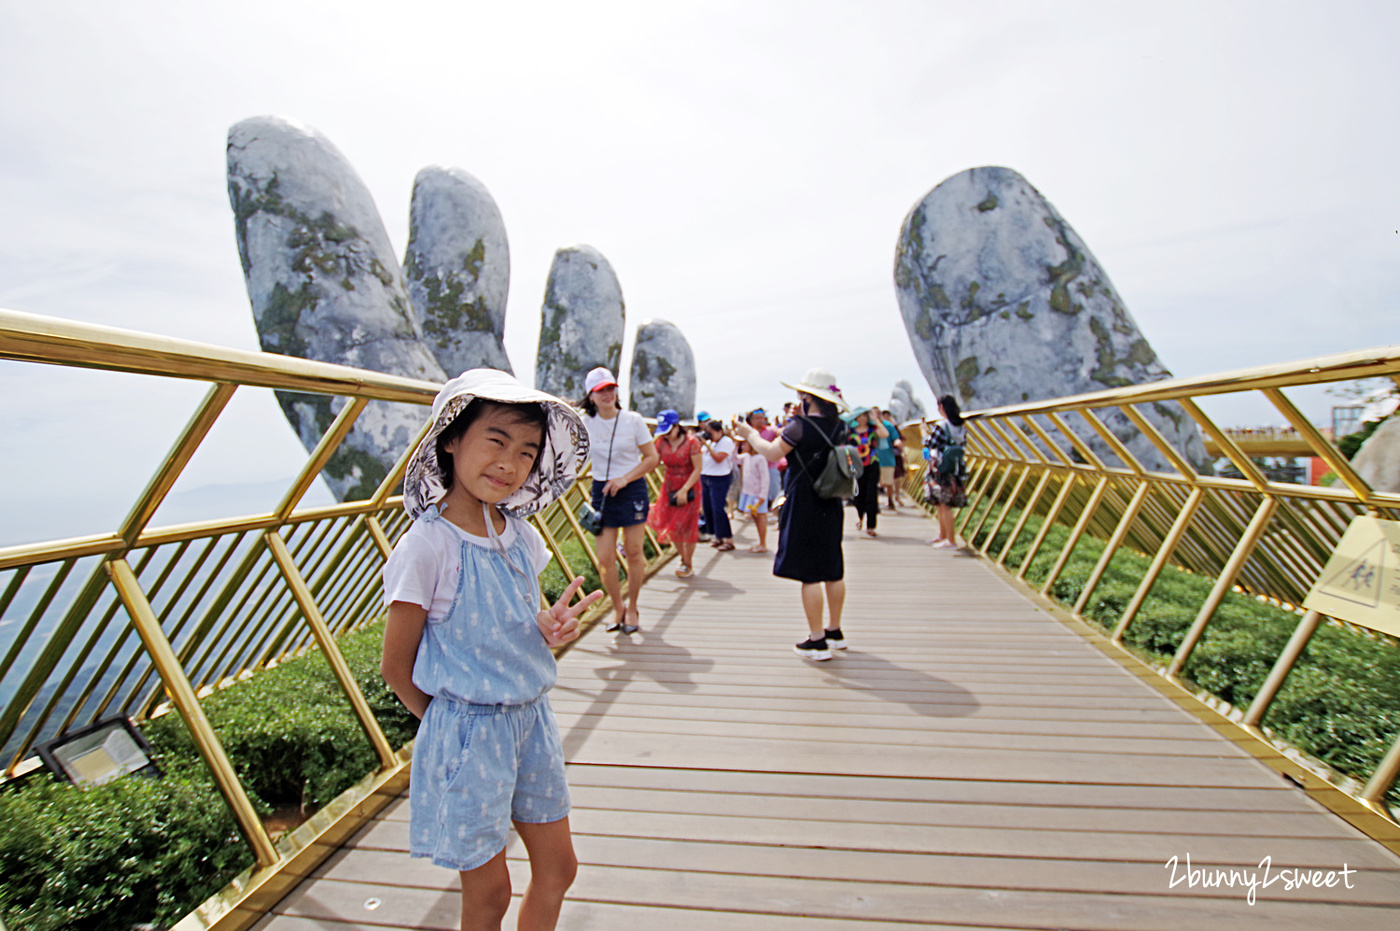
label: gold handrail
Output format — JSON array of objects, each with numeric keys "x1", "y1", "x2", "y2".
[
  {"x1": 0, "y1": 308, "x2": 674, "y2": 930},
  {"x1": 902, "y1": 343, "x2": 1400, "y2": 828}
]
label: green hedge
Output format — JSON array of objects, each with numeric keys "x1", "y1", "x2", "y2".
[
  {"x1": 0, "y1": 619, "x2": 416, "y2": 931},
  {"x1": 0, "y1": 766, "x2": 251, "y2": 931},
  {"x1": 951, "y1": 491, "x2": 1400, "y2": 810}
]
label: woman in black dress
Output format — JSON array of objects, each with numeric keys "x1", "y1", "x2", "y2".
[{"x1": 737, "y1": 367, "x2": 850, "y2": 661}]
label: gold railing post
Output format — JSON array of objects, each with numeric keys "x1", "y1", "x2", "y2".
[
  {"x1": 105, "y1": 557, "x2": 279, "y2": 868},
  {"x1": 1242, "y1": 609, "x2": 1323, "y2": 726},
  {"x1": 978, "y1": 466, "x2": 1032, "y2": 556},
  {"x1": 364, "y1": 516, "x2": 395, "y2": 560},
  {"x1": 1361, "y1": 735, "x2": 1400, "y2": 812},
  {"x1": 1016, "y1": 474, "x2": 1077, "y2": 579},
  {"x1": 965, "y1": 461, "x2": 1013, "y2": 546},
  {"x1": 1112, "y1": 486, "x2": 1205, "y2": 641},
  {"x1": 1039, "y1": 476, "x2": 1110, "y2": 595},
  {"x1": 263, "y1": 531, "x2": 397, "y2": 769},
  {"x1": 1072, "y1": 480, "x2": 1151, "y2": 616},
  {"x1": 1166, "y1": 496, "x2": 1279, "y2": 677},
  {"x1": 997, "y1": 469, "x2": 1052, "y2": 565}
]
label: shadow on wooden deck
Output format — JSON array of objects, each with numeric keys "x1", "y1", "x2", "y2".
[{"x1": 253, "y1": 507, "x2": 1400, "y2": 930}]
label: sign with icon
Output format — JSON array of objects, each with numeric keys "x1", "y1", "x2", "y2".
[{"x1": 1303, "y1": 516, "x2": 1400, "y2": 637}]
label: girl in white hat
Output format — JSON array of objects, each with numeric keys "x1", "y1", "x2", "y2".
[{"x1": 381, "y1": 369, "x2": 602, "y2": 930}]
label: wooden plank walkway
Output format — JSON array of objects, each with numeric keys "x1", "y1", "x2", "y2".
[{"x1": 253, "y1": 508, "x2": 1400, "y2": 929}]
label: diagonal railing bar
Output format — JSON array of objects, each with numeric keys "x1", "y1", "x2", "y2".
[
  {"x1": 1019, "y1": 415, "x2": 1076, "y2": 467},
  {"x1": 995, "y1": 469, "x2": 1053, "y2": 564},
  {"x1": 1045, "y1": 412, "x2": 1109, "y2": 471},
  {"x1": 1078, "y1": 408, "x2": 1146, "y2": 476},
  {"x1": 1016, "y1": 474, "x2": 1078, "y2": 579},
  {"x1": 274, "y1": 398, "x2": 369, "y2": 521},
  {"x1": 1120, "y1": 403, "x2": 1199, "y2": 482},
  {"x1": 119, "y1": 384, "x2": 238, "y2": 548},
  {"x1": 1040, "y1": 476, "x2": 1111, "y2": 596},
  {"x1": 1177, "y1": 397, "x2": 1271, "y2": 492},
  {"x1": 1262, "y1": 387, "x2": 1375, "y2": 503}
]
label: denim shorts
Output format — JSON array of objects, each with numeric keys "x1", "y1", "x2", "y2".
[
  {"x1": 409, "y1": 694, "x2": 570, "y2": 872},
  {"x1": 591, "y1": 477, "x2": 650, "y2": 528}
]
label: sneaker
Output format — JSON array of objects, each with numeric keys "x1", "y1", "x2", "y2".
[
  {"x1": 793, "y1": 637, "x2": 832, "y2": 661},
  {"x1": 824, "y1": 628, "x2": 846, "y2": 650},
  {"x1": 674, "y1": 564, "x2": 693, "y2": 578}
]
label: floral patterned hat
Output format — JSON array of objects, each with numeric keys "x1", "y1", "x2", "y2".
[{"x1": 402, "y1": 369, "x2": 589, "y2": 519}]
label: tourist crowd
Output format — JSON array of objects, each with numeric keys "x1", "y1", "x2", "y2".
[{"x1": 577, "y1": 364, "x2": 969, "y2": 660}]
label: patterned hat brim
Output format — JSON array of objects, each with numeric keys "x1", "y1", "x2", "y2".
[{"x1": 402, "y1": 369, "x2": 589, "y2": 520}]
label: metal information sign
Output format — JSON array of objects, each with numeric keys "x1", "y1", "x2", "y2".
[{"x1": 1303, "y1": 516, "x2": 1400, "y2": 638}]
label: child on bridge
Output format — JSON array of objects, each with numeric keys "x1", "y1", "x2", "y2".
[{"x1": 381, "y1": 369, "x2": 602, "y2": 931}]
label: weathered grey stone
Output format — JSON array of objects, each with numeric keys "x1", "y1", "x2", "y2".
[
  {"x1": 1352, "y1": 419, "x2": 1400, "y2": 494},
  {"x1": 893, "y1": 166, "x2": 1208, "y2": 473},
  {"x1": 535, "y1": 245, "x2": 624, "y2": 400},
  {"x1": 629, "y1": 320, "x2": 695, "y2": 417},
  {"x1": 404, "y1": 166, "x2": 512, "y2": 376},
  {"x1": 889, "y1": 379, "x2": 927, "y2": 425},
  {"x1": 227, "y1": 116, "x2": 446, "y2": 501}
]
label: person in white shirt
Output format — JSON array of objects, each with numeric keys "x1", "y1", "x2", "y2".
[
  {"x1": 579, "y1": 367, "x2": 660, "y2": 633},
  {"x1": 697, "y1": 418, "x2": 737, "y2": 551}
]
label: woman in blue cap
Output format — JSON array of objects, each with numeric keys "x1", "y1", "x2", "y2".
[{"x1": 647, "y1": 409, "x2": 703, "y2": 577}]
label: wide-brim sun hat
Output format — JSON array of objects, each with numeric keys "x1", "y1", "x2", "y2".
[
  {"x1": 781, "y1": 367, "x2": 851, "y2": 413},
  {"x1": 402, "y1": 368, "x2": 589, "y2": 519}
]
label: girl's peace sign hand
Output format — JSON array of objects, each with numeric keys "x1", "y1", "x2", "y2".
[{"x1": 537, "y1": 575, "x2": 605, "y2": 647}]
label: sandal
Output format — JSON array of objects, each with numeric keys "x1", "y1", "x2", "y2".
[
  {"x1": 675, "y1": 564, "x2": 693, "y2": 578},
  {"x1": 715, "y1": 541, "x2": 735, "y2": 551},
  {"x1": 864, "y1": 529, "x2": 878, "y2": 538},
  {"x1": 747, "y1": 545, "x2": 769, "y2": 554}
]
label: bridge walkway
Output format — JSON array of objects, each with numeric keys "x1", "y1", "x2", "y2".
[{"x1": 251, "y1": 508, "x2": 1400, "y2": 929}]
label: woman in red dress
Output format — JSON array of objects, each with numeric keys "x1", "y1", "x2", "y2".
[{"x1": 648, "y1": 410, "x2": 703, "y2": 578}]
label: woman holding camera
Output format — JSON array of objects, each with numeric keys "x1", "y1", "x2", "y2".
[{"x1": 647, "y1": 410, "x2": 703, "y2": 578}]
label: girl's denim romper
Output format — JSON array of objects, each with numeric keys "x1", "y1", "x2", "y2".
[{"x1": 408, "y1": 508, "x2": 570, "y2": 872}]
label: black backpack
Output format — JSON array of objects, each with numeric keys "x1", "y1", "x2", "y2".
[{"x1": 935, "y1": 424, "x2": 965, "y2": 478}]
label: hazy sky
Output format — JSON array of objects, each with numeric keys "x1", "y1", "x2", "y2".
[{"x1": 2, "y1": 0, "x2": 1397, "y2": 544}]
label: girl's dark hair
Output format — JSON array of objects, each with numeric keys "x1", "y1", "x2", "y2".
[
  {"x1": 799, "y1": 391, "x2": 838, "y2": 420},
  {"x1": 938, "y1": 394, "x2": 964, "y2": 426},
  {"x1": 436, "y1": 399, "x2": 549, "y2": 486},
  {"x1": 578, "y1": 394, "x2": 598, "y2": 417}
]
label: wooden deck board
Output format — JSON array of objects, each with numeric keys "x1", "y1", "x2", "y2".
[{"x1": 260, "y1": 508, "x2": 1400, "y2": 929}]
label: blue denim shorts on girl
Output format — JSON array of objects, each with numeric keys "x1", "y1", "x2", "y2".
[{"x1": 410, "y1": 694, "x2": 570, "y2": 871}]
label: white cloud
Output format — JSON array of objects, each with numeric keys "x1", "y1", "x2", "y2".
[{"x1": 2, "y1": 0, "x2": 1398, "y2": 541}]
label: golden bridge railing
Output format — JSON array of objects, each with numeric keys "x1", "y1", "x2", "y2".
[
  {"x1": 0, "y1": 307, "x2": 670, "y2": 927},
  {"x1": 903, "y1": 345, "x2": 1400, "y2": 826}
]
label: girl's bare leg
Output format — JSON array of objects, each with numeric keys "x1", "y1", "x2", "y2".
[
  {"x1": 622, "y1": 523, "x2": 647, "y2": 621},
  {"x1": 595, "y1": 527, "x2": 625, "y2": 624},
  {"x1": 514, "y1": 817, "x2": 578, "y2": 931},
  {"x1": 459, "y1": 849, "x2": 512, "y2": 931},
  {"x1": 755, "y1": 512, "x2": 768, "y2": 549},
  {"x1": 679, "y1": 539, "x2": 696, "y2": 569}
]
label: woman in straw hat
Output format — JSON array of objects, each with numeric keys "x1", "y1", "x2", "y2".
[{"x1": 737, "y1": 367, "x2": 850, "y2": 661}]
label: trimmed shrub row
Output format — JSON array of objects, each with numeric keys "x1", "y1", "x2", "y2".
[
  {"x1": 0, "y1": 620, "x2": 416, "y2": 931},
  {"x1": 948, "y1": 490, "x2": 1400, "y2": 810}
]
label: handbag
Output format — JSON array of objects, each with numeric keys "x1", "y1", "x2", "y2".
[{"x1": 577, "y1": 500, "x2": 603, "y2": 535}]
